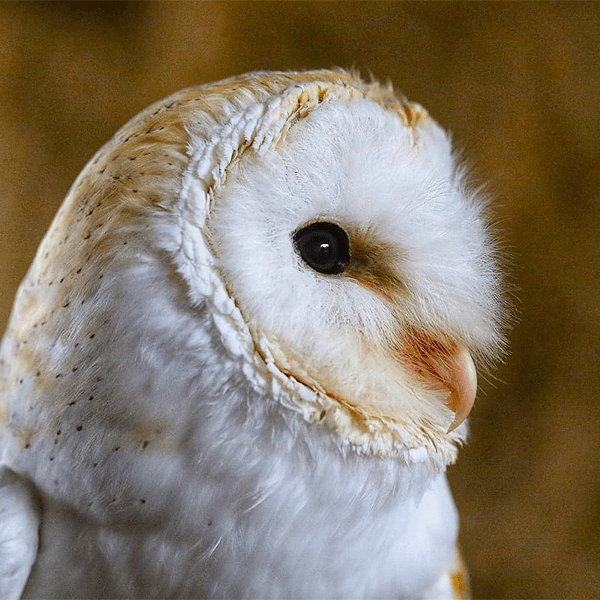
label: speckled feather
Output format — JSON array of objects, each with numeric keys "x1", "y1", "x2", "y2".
[{"x1": 0, "y1": 70, "x2": 503, "y2": 599}]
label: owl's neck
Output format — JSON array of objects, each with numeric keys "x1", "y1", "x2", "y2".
[{"x1": 118, "y1": 304, "x2": 459, "y2": 598}]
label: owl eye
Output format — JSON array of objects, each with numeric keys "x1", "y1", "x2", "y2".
[{"x1": 293, "y1": 222, "x2": 350, "y2": 275}]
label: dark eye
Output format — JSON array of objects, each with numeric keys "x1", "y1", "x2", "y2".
[{"x1": 292, "y1": 221, "x2": 350, "y2": 275}]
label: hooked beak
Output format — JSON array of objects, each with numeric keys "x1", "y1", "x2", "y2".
[{"x1": 397, "y1": 331, "x2": 477, "y2": 432}]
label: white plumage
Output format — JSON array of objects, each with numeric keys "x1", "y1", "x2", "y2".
[{"x1": 0, "y1": 70, "x2": 504, "y2": 599}]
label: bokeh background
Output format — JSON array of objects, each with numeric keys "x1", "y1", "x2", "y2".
[{"x1": 1, "y1": 2, "x2": 599, "y2": 598}]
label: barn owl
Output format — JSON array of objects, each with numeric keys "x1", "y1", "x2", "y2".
[{"x1": 0, "y1": 70, "x2": 504, "y2": 599}]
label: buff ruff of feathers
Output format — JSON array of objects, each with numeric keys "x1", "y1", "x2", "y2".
[{"x1": 0, "y1": 70, "x2": 505, "y2": 599}]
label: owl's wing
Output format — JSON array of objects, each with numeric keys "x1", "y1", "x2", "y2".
[{"x1": 0, "y1": 466, "x2": 39, "y2": 600}]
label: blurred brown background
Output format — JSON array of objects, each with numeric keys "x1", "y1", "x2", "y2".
[{"x1": 0, "y1": 2, "x2": 598, "y2": 598}]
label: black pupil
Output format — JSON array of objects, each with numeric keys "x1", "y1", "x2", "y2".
[{"x1": 293, "y1": 222, "x2": 350, "y2": 275}]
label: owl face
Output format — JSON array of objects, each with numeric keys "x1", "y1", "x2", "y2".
[{"x1": 202, "y1": 96, "x2": 501, "y2": 460}]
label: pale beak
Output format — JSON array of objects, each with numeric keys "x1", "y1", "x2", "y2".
[
  {"x1": 397, "y1": 332, "x2": 477, "y2": 433},
  {"x1": 444, "y1": 345, "x2": 477, "y2": 432}
]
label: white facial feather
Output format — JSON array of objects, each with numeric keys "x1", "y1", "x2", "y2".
[
  {"x1": 204, "y1": 97, "x2": 501, "y2": 457},
  {"x1": 0, "y1": 69, "x2": 502, "y2": 599}
]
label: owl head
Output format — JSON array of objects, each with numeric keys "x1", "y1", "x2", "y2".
[
  {"x1": 2, "y1": 70, "x2": 505, "y2": 482},
  {"x1": 163, "y1": 70, "x2": 504, "y2": 463}
]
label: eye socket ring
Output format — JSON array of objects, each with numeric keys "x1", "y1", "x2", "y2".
[{"x1": 292, "y1": 221, "x2": 350, "y2": 275}]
